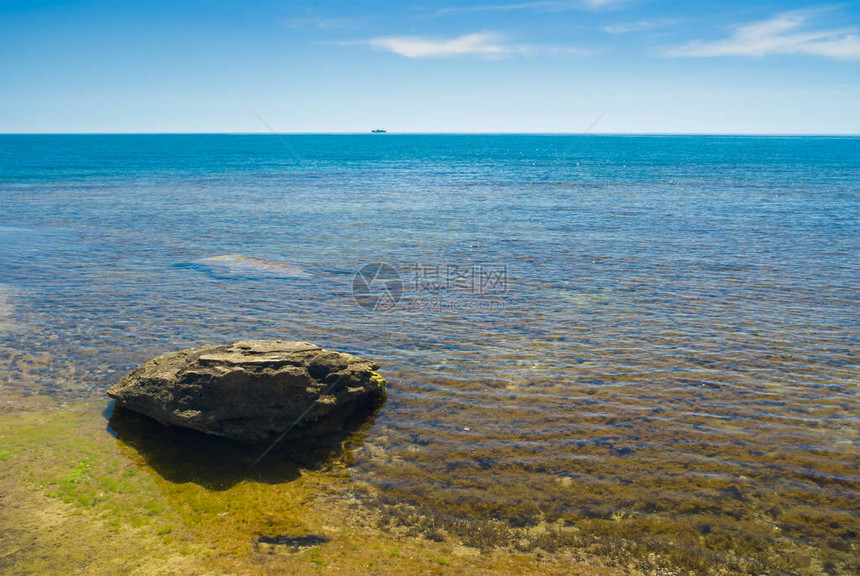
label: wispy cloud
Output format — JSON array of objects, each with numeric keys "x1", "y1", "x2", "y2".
[
  {"x1": 604, "y1": 19, "x2": 677, "y2": 34},
  {"x1": 283, "y1": 17, "x2": 367, "y2": 31},
  {"x1": 582, "y1": 0, "x2": 632, "y2": 9},
  {"x1": 437, "y1": 1, "x2": 570, "y2": 15},
  {"x1": 369, "y1": 32, "x2": 512, "y2": 58},
  {"x1": 365, "y1": 32, "x2": 588, "y2": 59},
  {"x1": 437, "y1": 0, "x2": 631, "y2": 16},
  {"x1": 667, "y1": 9, "x2": 860, "y2": 59}
]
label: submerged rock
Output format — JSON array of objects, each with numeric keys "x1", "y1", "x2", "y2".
[
  {"x1": 107, "y1": 340, "x2": 386, "y2": 442},
  {"x1": 193, "y1": 254, "x2": 311, "y2": 279}
]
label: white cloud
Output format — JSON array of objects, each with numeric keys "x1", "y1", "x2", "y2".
[
  {"x1": 366, "y1": 32, "x2": 590, "y2": 59},
  {"x1": 604, "y1": 19, "x2": 676, "y2": 34},
  {"x1": 368, "y1": 32, "x2": 514, "y2": 58},
  {"x1": 436, "y1": 0, "x2": 631, "y2": 16},
  {"x1": 535, "y1": 45, "x2": 592, "y2": 56},
  {"x1": 283, "y1": 17, "x2": 366, "y2": 30},
  {"x1": 582, "y1": 0, "x2": 631, "y2": 9},
  {"x1": 437, "y1": 1, "x2": 569, "y2": 14},
  {"x1": 668, "y1": 9, "x2": 860, "y2": 59}
]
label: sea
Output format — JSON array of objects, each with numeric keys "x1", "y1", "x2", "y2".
[{"x1": 1, "y1": 134, "x2": 858, "y2": 571}]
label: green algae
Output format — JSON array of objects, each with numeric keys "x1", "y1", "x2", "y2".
[
  {"x1": 1, "y1": 396, "x2": 630, "y2": 576},
  {"x1": 370, "y1": 370, "x2": 389, "y2": 392},
  {"x1": 0, "y1": 402, "x2": 197, "y2": 575},
  {"x1": 2, "y1": 388, "x2": 855, "y2": 576}
]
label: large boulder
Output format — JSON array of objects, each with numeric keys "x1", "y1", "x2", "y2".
[{"x1": 107, "y1": 340, "x2": 387, "y2": 442}]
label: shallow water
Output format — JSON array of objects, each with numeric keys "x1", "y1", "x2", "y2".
[{"x1": 1, "y1": 134, "x2": 858, "y2": 572}]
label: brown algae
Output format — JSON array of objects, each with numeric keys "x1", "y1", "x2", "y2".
[{"x1": 0, "y1": 395, "x2": 633, "y2": 575}]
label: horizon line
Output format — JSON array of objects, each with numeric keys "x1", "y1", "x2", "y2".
[{"x1": 2, "y1": 131, "x2": 859, "y2": 137}]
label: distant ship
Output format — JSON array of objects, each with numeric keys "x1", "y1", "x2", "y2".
[{"x1": 371, "y1": 129, "x2": 387, "y2": 133}]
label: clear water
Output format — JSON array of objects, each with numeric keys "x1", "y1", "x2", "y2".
[{"x1": 1, "y1": 134, "x2": 858, "y2": 570}]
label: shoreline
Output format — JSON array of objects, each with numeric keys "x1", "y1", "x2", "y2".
[{"x1": 0, "y1": 392, "x2": 641, "y2": 576}]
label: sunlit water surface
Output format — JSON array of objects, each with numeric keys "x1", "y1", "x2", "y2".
[{"x1": 1, "y1": 135, "x2": 857, "y2": 572}]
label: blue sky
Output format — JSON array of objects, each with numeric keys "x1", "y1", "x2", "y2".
[{"x1": 1, "y1": 0, "x2": 858, "y2": 133}]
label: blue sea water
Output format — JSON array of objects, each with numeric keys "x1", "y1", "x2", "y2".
[{"x1": 1, "y1": 134, "x2": 858, "y2": 568}]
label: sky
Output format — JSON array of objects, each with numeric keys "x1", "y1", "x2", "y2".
[{"x1": 1, "y1": 0, "x2": 858, "y2": 134}]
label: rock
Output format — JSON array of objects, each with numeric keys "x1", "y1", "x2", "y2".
[
  {"x1": 254, "y1": 534, "x2": 329, "y2": 554},
  {"x1": 192, "y1": 255, "x2": 311, "y2": 279},
  {"x1": 107, "y1": 340, "x2": 387, "y2": 442}
]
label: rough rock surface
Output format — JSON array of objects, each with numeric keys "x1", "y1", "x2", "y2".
[{"x1": 107, "y1": 340, "x2": 386, "y2": 441}]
